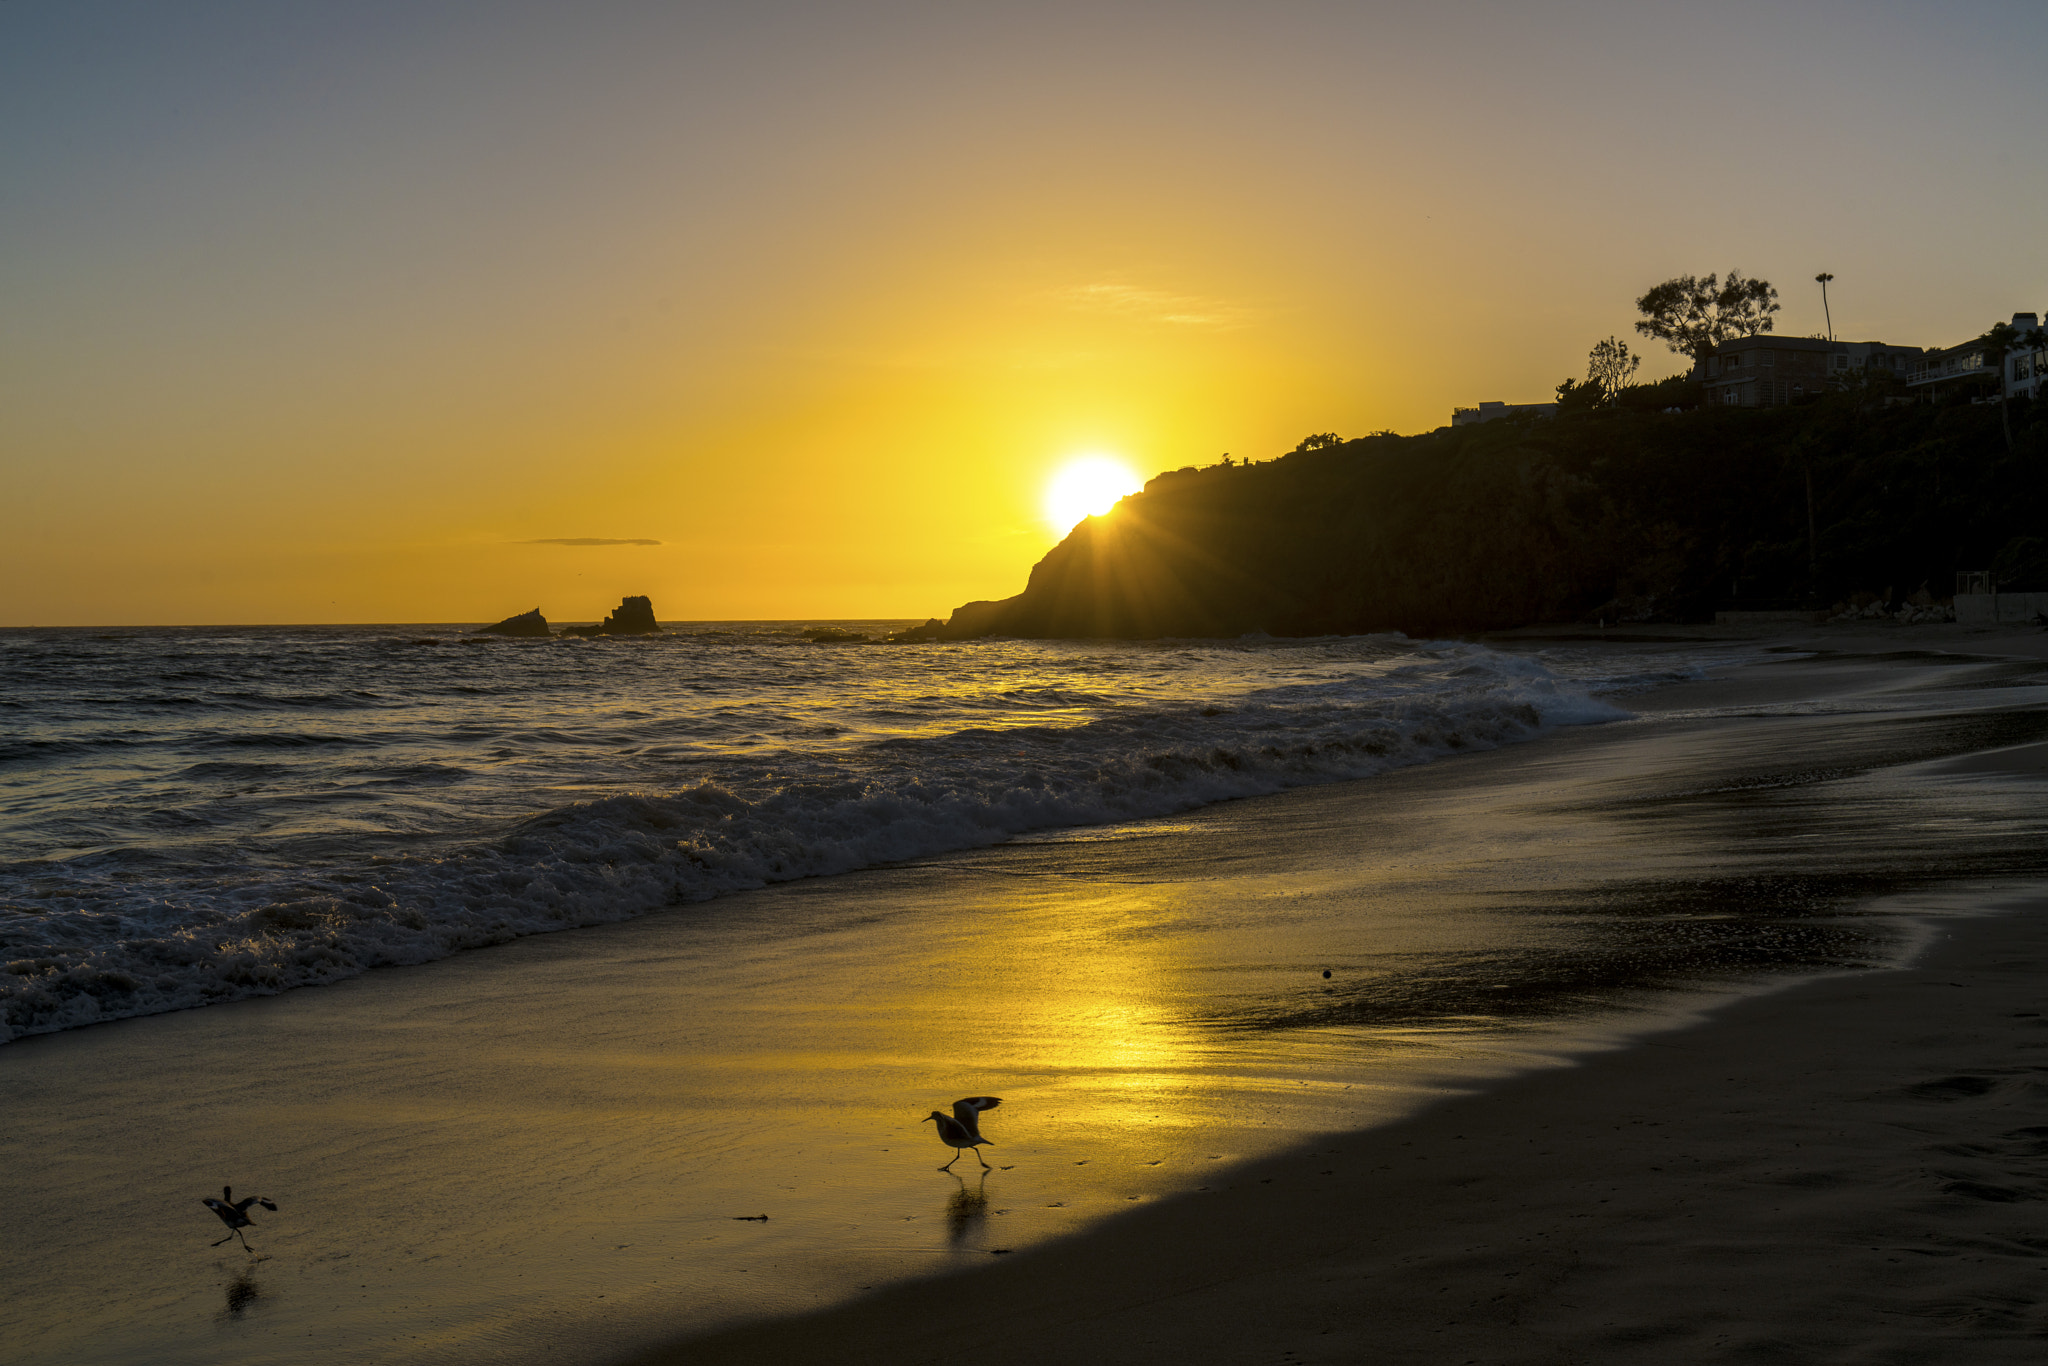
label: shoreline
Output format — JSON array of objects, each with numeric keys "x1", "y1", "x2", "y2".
[
  {"x1": 5, "y1": 627, "x2": 2047, "y2": 1365},
  {"x1": 1479, "y1": 614, "x2": 2048, "y2": 655},
  {"x1": 627, "y1": 883, "x2": 2048, "y2": 1365},
  {"x1": 613, "y1": 630, "x2": 2048, "y2": 1365},
  {"x1": 0, "y1": 618, "x2": 1733, "y2": 1048}
]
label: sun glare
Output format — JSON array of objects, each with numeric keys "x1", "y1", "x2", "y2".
[{"x1": 1044, "y1": 456, "x2": 1143, "y2": 536}]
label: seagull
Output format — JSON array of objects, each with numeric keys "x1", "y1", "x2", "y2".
[
  {"x1": 201, "y1": 1186, "x2": 277, "y2": 1252},
  {"x1": 923, "y1": 1096, "x2": 1002, "y2": 1171}
]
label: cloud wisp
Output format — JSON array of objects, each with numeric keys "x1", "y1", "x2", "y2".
[
  {"x1": 519, "y1": 538, "x2": 663, "y2": 546},
  {"x1": 1056, "y1": 283, "x2": 1246, "y2": 329}
]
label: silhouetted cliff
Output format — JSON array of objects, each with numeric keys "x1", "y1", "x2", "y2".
[{"x1": 903, "y1": 398, "x2": 2045, "y2": 639}]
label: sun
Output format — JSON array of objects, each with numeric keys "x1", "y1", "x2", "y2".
[{"x1": 1044, "y1": 455, "x2": 1143, "y2": 536}]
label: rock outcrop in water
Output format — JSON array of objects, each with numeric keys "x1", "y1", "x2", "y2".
[
  {"x1": 475, "y1": 608, "x2": 552, "y2": 637},
  {"x1": 563, "y1": 595, "x2": 660, "y2": 637}
]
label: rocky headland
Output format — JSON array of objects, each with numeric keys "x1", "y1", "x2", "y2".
[{"x1": 897, "y1": 396, "x2": 2045, "y2": 640}]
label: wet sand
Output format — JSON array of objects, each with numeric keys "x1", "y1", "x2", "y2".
[
  {"x1": 4, "y1": 620, "x2": 2047, "y2": 1365},
  {"x1": 637, "y1": 892, "x2": 2048, "y2": 1365},
  {"x1": 628, "y1": 620, "x2": 2048, "y2": 1365}
]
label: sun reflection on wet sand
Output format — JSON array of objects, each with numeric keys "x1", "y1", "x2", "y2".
[{"x1": 5, "y1": 654, "x2": 2048, "y2": 1365}]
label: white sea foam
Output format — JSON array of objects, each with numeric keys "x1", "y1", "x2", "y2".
[{"x1": 0, "y1": 628, "x2": 1728, "y2": 1042}]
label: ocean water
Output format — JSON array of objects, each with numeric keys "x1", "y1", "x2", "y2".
[
  {"x1": 11, "y1": 634, "x2": 2048, "y2": 1366},
  {"x1": 0, "y1": 624, "x2": 1717, "y2": 1044}
]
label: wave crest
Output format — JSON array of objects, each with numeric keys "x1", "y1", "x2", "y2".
[{"x1": 0, "y1": 643, "x2": 1649, "y2": 1042}]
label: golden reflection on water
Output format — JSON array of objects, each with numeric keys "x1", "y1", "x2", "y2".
[{"x1": 28, "y1": 670, "x2": 2037, "y2": 1366}]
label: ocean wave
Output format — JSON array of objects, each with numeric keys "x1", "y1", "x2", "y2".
[{"x1": 0, "y1": 642, "x2": 1650, "y2": 1044}]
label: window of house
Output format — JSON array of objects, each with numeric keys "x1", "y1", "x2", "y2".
[{"x1": 1833, "y1": 354, "x2": 1849, "y2": 370}]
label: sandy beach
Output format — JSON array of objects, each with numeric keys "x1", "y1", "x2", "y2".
[
  {"x1": 630, "y1": 621, "x2": 2048, "y2": 1365},
  {"x1": 5, "y1": 620, "x2": 2047, "y2": 1366},
  {"x1": 12, "y1": 8, "x2": 2044, "y2": 1363},
  {"x1": 639, "y1": 892, "x2": 2048, "y2": 1365}
]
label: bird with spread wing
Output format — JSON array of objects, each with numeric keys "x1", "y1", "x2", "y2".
[
  {"x1": 201, "y1": 1186, "x2": 278, "y2": 1252},
  {"x1": 922, "y1": 1096, "x2": 1002, "y2": 1171}
]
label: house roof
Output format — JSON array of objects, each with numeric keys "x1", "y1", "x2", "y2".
[{"x1": 1711, "y1": 336, "x2": 1922, "y2": 356}]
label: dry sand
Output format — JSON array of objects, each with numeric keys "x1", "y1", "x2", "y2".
[{"x1": 626, "y1": 619, "x2": 2048, "y2": 1366}]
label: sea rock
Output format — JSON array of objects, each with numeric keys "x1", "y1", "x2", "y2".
[
  {"x1": 886, "y1": 618, "x2": 949, "y2": 643},
  {"x1": 476, "y1": 608, "x2": 552, "y2": 638},
  {"x1": 562, "y1": 595, "x2": 660, "y2": 637}
]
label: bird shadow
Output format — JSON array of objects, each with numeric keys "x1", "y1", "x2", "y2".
[
  {"x1": 942, "y1": 1171, "x2": 990, "y2": 1245},
  {"x1": 215, "y1": 1266, "x2": 265, "y2": 1324}
]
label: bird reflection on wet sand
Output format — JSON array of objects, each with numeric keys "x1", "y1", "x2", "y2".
[
  {"x1": 216, "y1": 1267, "x2": 262, "y2": 1323},
  {"x1": 944, "y1": 1172, "x2": 989, "y2": 1246}
]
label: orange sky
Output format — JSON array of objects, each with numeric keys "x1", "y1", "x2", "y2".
[{"x1": 4, "y1": 1, "x2": 2045, "y2": 624}]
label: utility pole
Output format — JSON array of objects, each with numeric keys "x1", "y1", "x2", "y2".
[{"x1": 1814, "y1": 272, "x2": 1835, "y2": 341}]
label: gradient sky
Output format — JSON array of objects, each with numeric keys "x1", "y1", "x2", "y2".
[{"x1": 5, "y1": 0, "x2": 2045, "y2": 624}]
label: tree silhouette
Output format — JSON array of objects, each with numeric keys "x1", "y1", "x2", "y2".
[
  {"x1": 1585, "y1": 337, "x2": 1640, "y2": 406},
  {"x1": 1980, "y1": 321, "x2": 2028, "y2": 451},
  {"x1": 1635, "y1": 271, "x2": 1780, "y2": 371},
  {"x1": 1554, "y1": 376, "x2": 1605, "y2": 413}
]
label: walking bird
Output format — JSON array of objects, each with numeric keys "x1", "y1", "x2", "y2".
[
  {"x1": 201, "y1": 1186, "x2": 277, "y2": 1251},
  {"x1": 923, "y1": 1096, "x2": 1002, "y2": 1171}
]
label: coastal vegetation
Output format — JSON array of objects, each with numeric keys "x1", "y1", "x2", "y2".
[
  {"x1": 904, "y1": 385, "x2": 2047, "y2": 639},
  {"x1": 1633, "y1": 270, "x2": 1783, "y2": 368}
]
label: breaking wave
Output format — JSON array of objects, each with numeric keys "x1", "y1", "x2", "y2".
[{"x1": 1, "y1": 630, "x2": 1709, "y2": 1042}]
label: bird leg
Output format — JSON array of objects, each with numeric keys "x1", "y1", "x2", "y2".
[
  {"x1": 939, "y1": 1150, "x2": 960, "y2": 1172},
  {"x1": 212, "y1": 1233, "x2": 235, "y2": 1248},
  {"x1": 976, "y1": 1149, "x2": 991, "y2": 1170}
]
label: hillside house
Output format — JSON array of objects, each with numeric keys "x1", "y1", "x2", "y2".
[
  {"x1": 1908, "y1": 312, "x2": 2040, "y2": 400},
  {"x1": 1703, "y1": 337, "x2": 1924, "y2": 408},
  {"x1": 1451, "y1": 399, "x2": 1557, "y2": 426},
  {"x1": 2008, "y1": 334, "x2": 2048, "y2": 402}
]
